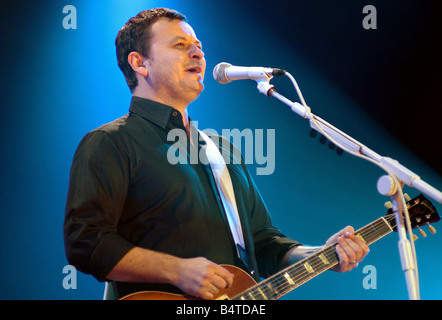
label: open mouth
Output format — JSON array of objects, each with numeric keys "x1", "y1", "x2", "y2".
[{"x1": 185, "y1": 66, "x2": 203, "y2": 74}]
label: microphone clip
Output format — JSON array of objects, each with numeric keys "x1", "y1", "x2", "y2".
[{"x1": 256, "y1": 81, "x2": 275, "y2": 97}]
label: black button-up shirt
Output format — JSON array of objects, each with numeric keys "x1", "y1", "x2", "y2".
[{"x1": 64, "y1": 96, "x2": 299, "y2": 298}]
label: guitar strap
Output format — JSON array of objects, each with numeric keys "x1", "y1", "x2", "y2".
[{"x1": 198, "y1": 130, "x2": 249, "y2": 268}]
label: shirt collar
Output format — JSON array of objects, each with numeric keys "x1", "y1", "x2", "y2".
[{"x1": 129, "y1": 96, "x2": 177, "y2": 129}]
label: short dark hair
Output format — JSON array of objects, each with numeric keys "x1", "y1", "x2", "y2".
[{"x1": 115, "y1": 8, "x2": 187, "y2": 92}]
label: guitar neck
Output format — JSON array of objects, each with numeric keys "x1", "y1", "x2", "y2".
[
  {"x1": 119, "y1": 194, "x2": 437, "y2": 301},
  {"x1": 232, "y1": 215, "x2": 395, "y2": 300}
]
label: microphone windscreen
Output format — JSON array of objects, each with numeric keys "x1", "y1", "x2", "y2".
[{"x1": 213, "y1": 62, "x2": 231, "y2": 84}]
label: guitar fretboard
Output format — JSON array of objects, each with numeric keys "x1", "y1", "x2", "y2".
[{"x1": 232, "y1": 215, "x2": 395, "y2": 300}]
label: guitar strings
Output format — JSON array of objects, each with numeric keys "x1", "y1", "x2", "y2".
[
  {"x1": 237, "y1": 217, "x2": 391, "y2": 300},
  {"x1": 240, "y1": 226, "x2": 379, "y2": 299},
  {"x1": 269, "y1": 215, "x2": 394, "y2": 299},
  {"x1": 233, "y1": 214, "x2": 396, "y2": 300},
  {"x1": 253, "y1": 226, "x2": 370, "y2": 298}
]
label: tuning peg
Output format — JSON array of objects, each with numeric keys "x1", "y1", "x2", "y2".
[
  {"x1": 384, "y1": 201, "x2": 393, "y2": 210},
  {"x1": 427, "y1": 223, "x2": 436, "y2": 234},
  {"x1": 417, "y1": 226, "x2": 427, "y2": 238},
  {"x1": 412, "y1": 233, "x2": 419, "y2": 241},
  {"x1": 404, "y1": 193, "x2": 411, "y2": 201}
]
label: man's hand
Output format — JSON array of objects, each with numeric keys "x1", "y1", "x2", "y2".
[
  {"x1": 106, "y1": 248, "x2": 233, "y2": 300},
  {"x1": 174, "y1": 257, "x2": 234, "y2": 300},
  {"x1": 326, "y1": 225, "x2": 370, "y2": 272}
]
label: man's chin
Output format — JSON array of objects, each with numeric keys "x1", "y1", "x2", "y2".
[
  {"x1": 184, "y1": 84, "x2": 204, "y2": 104},
  {"x1": 193, "y1": 81, "x2": 205, "y2": 95}
]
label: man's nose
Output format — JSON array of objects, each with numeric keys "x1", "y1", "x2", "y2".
[{"x1": 189, "y1": 44, "x2": 204, "y2": 60}]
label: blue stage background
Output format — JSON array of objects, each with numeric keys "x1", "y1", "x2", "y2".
[{"x1": 0, "y1": 0, "x2": 441, "y2": 299}]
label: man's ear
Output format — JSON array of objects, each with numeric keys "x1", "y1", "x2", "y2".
[{"x1": 128, "y1": 51, "x2": 148, "y2": 77}]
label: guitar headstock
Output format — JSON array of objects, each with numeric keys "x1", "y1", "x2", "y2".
[{"x1": 384, "y1": 194, "x2": 440, "y2": 239}]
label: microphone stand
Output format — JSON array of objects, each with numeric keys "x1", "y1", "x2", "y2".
[{"x1": 255, "y1": 77, "x2": 442, "y2": 300}]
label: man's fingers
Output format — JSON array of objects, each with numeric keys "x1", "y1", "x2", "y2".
[
  {"x1": 342, "y1": 232, "x2": 370, "y2": 261},
  {"x1": 337, "y1": 236, "x2": 357, "y2": 263},
  {"x1": 199, "y1": 264, "x2": 234, "y2": 299},
  {"x1": 215, "y1": 266, "x2": 234, "y2": 287},
  {"x1": 334, "y1": 232, "x2": 370, "y2": 272}
]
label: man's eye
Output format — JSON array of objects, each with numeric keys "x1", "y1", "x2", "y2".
[{"x1": 176, "y1": 43, "x2": 185, "y2": 47}]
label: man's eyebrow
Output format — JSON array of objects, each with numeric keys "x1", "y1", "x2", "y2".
[{"x1": 170, "y1": 35, "x2": 202, "y2": 47}]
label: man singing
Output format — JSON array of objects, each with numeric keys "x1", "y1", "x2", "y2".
[{"x1": 64, "y1": 8, "x2": 369, "y2": 300}]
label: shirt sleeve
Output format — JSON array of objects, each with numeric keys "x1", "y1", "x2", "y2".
[{"x1": 64, "y1": 130, "x2": 135, "y2": 282}]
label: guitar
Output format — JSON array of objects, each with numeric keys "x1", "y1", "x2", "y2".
[{"x1": 121, "y1": 194, "x2": 440, "y2": 300}]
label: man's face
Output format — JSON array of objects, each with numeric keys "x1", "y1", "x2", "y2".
[{"x1": 143, "y1": 19, "x2": 206, "y2": 106}]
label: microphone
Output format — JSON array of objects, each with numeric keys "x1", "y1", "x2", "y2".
[{"x1": 213, "y1": 62, "x2": 285, "y2": 84}]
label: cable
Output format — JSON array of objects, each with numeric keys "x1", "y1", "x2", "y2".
[{"x1": 282, "y1": 71, "x2": 420, "y2": 298}]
